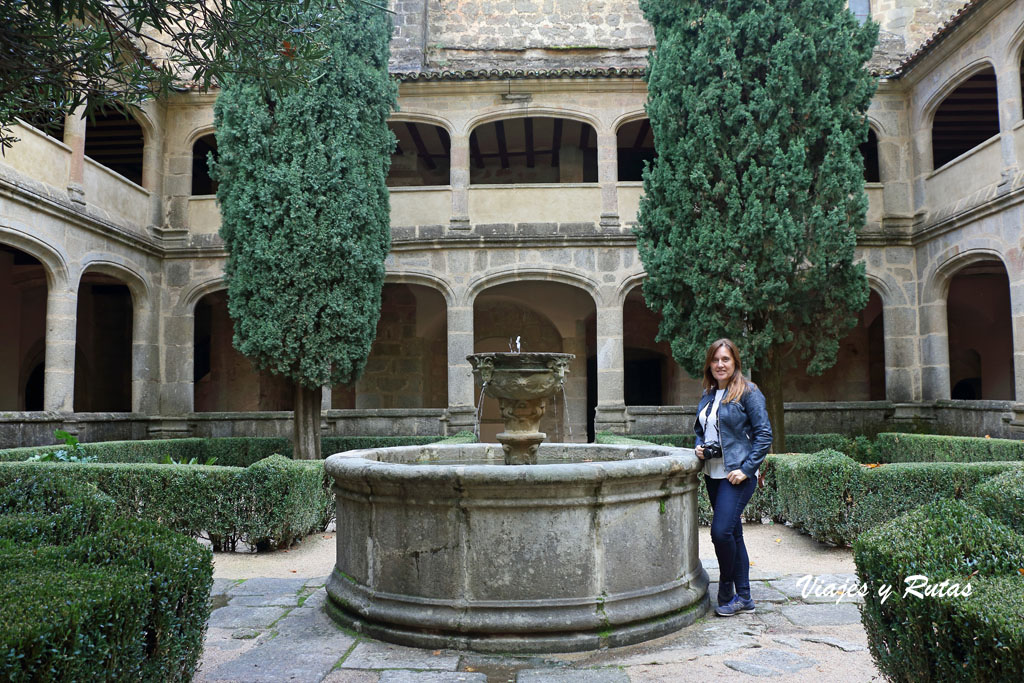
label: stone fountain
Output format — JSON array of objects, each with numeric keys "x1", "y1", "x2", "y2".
[{"x1": 325, "y1": 352, "x2": 708, "y2": 653}]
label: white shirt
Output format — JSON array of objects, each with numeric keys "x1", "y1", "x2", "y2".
[{"x1": 699, "y1": 389, "x2": 727, "y2": 479}]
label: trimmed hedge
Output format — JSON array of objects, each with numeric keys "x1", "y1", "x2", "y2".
[
  {"x1": 874, "y1": 432, "x2": 1024, "y2": 464},
  {"x1": 0, "y1": 434, "x2": 447, "y2": 466},
  {"x1": 854, "y1": 500, "x2": 1024, "y2": 682},
  {"x1": 0, "y1": 454, "x2": 332, "y2": 551},
  {"x1": 970, "y1": 468, "x2": 1024, "y2": 536},
  {"x1": 1, "y1": 474, "x2": 212, "y2": 681},
  {"x1": 772, "y1": 449, "x2": 1024, "y2": 546}
]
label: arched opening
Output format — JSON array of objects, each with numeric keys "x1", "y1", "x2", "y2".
[
  {"x1": 0, "y1": 245, "x2": 47, "y2": 410},
  {"x1": 84, "y1": 107, "x2": 145, "y2": 185},
  {"x1": 784, "y1": 289, "x2": 886, "y2": 401},
  {"x1": 192, "y1": 134, "x2": 218, "y2": 195},
  {"x1": 931, "y1": 67, "x2": 999, "y2": 169},
  {"x1": 947, "y1": 260, "x2": 1014, "y2": 400},
  {"x1": 622, "y1": 286, "x2": 696, "y2": 405},
  {"x1": 74, "y1": 273, "x2": 132, "y2": 411},
  {"x1": 332, "y1": 283, "x2": 448, "y2": 409},
  {"x1": 193, "y1": 290, "x2": 293, "y2": 412},
  {"x1": 617, "y1": 119, "x2": 656, "y2": 182},
  {"x1": 469, "y1": 117, "x2": 598, "y2": 184},
  {"x1": 474, "y1": 281, "x2": 596, "y2": 442},
  {"x1": 861, "y1": 127, "x2": 880, "y2": 183},
  {"x1": 387, "y1": 122, "x2": 451, "y2": 187}
]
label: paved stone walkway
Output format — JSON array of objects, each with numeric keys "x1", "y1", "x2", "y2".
[{"x1": 197, "y1": 559, "x2": 880, "y2": 682}]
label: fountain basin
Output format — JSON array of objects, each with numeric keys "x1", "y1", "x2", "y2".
[{"x1": 325, "y1": 443, "x2": 709, "y2": 653}]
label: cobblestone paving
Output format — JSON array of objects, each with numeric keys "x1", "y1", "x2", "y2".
[{"x1": 197, "y1": 563, "x2": 880, "y2": 682}]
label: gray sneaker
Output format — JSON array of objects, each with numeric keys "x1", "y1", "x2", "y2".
[{"x1": 714, "y1": 595, "x2": 755, "y2": 617}]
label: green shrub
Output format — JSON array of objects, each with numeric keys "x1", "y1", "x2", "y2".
[
  {"x1": 0, "y1": 478, "x2": 212, "y2": 682},
  {"x1": 874, "y1": 432, "x2": 1024, "y2": 464},
  {"x1": 0, "y1": 434, "x2": 446, "y2": 465},
  {"x1": 772, "y1": 450, "x2": 860, "y2": 545},
  {"x1": 854, "y1": 500, "x2": 1024, "y2": 682},
  {"x1": 435, "y1": 430, "x2": 477, "y2": 444},
  {"x1": 772, "y1": 451, "x2": 1023, "y2": 546},
  {"x1": 0, "y1": 456, "x2": 333, "y2": 552},
  {"x1": 971, "y1": 468, "x2": 1024, "y2": 536}
]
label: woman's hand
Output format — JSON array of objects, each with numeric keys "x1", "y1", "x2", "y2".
[
  {"x1": 726, "y1": 469, "x2": 747, "y2": 485},
  {"x1": 695, "y1": 445, "x2": 705, "y2": 460}
]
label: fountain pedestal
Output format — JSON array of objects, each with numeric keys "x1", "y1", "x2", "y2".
[{"x1": 468, "y1": 352, "x2": 572, "y2": 464}]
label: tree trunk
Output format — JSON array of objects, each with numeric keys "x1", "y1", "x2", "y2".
[
  {"x1": 754, "y1": 347, "x2": 786, "y2": 454},
  {"x1": 293, "y1": 383, "x2": 322, "y2": 460}
]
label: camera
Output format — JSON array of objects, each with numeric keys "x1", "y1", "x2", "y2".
[{"x1": 702, "y1": 442, "x2": 722, "y2": 459}]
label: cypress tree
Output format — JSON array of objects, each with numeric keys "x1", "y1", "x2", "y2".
[
  {"x1": 637, "y1": 0, "x2": 878, "y2": 451},
  {"x1": 212, "y1": 3, "x2": 396, "y2": 460}
]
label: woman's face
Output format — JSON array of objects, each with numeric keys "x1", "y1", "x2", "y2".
[{"x1": 710, "y1": 345, "x2": 735, "y2": 388}]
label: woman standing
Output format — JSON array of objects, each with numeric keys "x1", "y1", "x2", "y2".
[{"x1": 694, "y1": 339, "x2": 773, "y2": 616}]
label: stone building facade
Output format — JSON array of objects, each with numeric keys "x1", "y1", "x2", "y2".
[{"x1": 1, "y1": 0, "x2": 1022, "y2": 446}]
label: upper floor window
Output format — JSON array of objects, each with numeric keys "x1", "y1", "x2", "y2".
[
  {"x1": 84, "y1": 107, "x2": 144, "y2": 186},
  {"x1": 861, "y1": 127, "x2": 880, "y2": 183},
  {"x1": 931, "y1": 67, "x2": 999, "y2": 170},
  {"x1": 617, "y1": 118, "x2": 656, "y2": 181},
  {"x1": 388, "y1": 122, "x2": 451, "y2": 187},
  {"x1": 192, "y1": 134, "x2": 218, "y2": 195},
  {"x1": 469, "y1": 117, "x2": 597, "y2": 185}
]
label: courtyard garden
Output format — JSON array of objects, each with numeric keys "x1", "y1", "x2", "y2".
[{"x1": 1, "y1": 429, "x2": 1022, "y2": 680}]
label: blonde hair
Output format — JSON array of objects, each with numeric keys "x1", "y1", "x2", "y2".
[{"x1": 701, "y1": 338, "x2": 749, "y2": 404}]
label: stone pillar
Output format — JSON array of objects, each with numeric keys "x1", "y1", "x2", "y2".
[
  {"x1": 142, "y1": 123, "x2": 164, "y2": 227},
  {"x1": 562, "y1": 329, "x2": 588, "y2": 442},
  {"x1": 996, "y1": 59, "x2": 1022, "y2": 190},
  {"x1": 43, "y1": 287, "x2": 77, "y2": 412},
  {"x1": 1009, "y1": 274, "x2": 1024, "y2": 428},
  {"x1": 910, "y1": 113, "x2": 932, "y2": 218},
  {"x1": 446, "y1": 301, "x2": 476, "y2": 433},
  {"x1": 449, "y1": 131, "x2": 470, "y2": 230},
  {"x1": 132, "y1": 302, "x2": 161, "y2": 414},
  {"x1": 919, "y1": 298, "x2": 950, "y2": 400},
  {"x1": 594, "y1": 303, "x2": 627, "y2": 434},
  {"x1": 597, "y1": 128, "x2": 619, "y2": 227},
  {"x1": 63, "y1": 106, "x2": 86, "y2": 206},
  {"x1": 159, "y1": 311, "x2": 195, "y2": 416}
]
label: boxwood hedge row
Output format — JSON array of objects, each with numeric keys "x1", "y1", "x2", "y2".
[
  {"x1": 769, "y1": 450, "x2": 1024, "y2": 546},
  {"x1": 1, "y1": 474, "x2": 212, "y2": 682},
  {"x1": 873, "y1": 432, "x2": 1024, "y2": 463},
  {"x1": 854, "y1": 500, "x2": 1024, "y2": 682},
  {"x1": 0, "y1": 435, "x2": 446, "y2": 466},
  {"x1": 0, "y1": 455, "x2": 331, "y2": 551}
]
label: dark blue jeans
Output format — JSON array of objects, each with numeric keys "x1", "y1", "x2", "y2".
[{"x1": 705, "y1": 474, "x2": 757, "y2": 605}]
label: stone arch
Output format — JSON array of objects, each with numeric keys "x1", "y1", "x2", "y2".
[
  {"x1": 74, "y1": 263, "x2": 140, "y2": 411},
  {"x1": 465, "y1": 266, "x2": 604, "y2": 308},
  {"x1": 340, "y1": 282, "x2": 449, "y2": 410},
  {"x1": 923, "y1": 61, "x2": 1000, "y2": 170},
  {"x1": 920, "y1": 59, "x2": 999, "y2": 127},
  {"x1": 616, "y1": 116, "x2": 655, "y2": 182},
  {"x1": 77, "y1": 257, "x2": 151, "y2": 308},
  {"x1": 180, "y1": 277, "x2": 229, "y2": 314},
  {"x1": 0, "y1": 243, "x2": 49, "y2": 410},
  {"x1": 619, "y1": 280, "x2": 693, "y2": 406},
  {"x1": 185, "y1": 124, "x2": 217, "y2": 150},
  {"x1": 84, "y1": 105, "x2": 152, "y2": 187},
  {"x1": 384, "y1": 270, "x2": 456, "y2": 308},
  {"x1": 467, "y1": 113, "x2": 600, "y2": 185},
  {"x1": 390, "y1": 112, "x2": 455, "y2": 134},
  {"x1": 464, "y1": 108, "x2": 602, "y2": 137},
  {"x1": 923, "y1": 245, "x2": 1007, "y2": 304},
  {"x1": 0, "y1": 224, "x2": 69, "y2": 291},
  {"x1": 943, "y1": 255, "x2": 1014, "y2": 400},
  {"x1": 473, "y1": 278, "x2": 597, "y2": 441}
]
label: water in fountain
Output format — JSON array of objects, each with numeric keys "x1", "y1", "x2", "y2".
[
  {"x1": 560, "y1": 385, "x2": 572, "y2": 441},
  {"x1": 474, "y1": 382, "x2": 488, "y2": 441}
]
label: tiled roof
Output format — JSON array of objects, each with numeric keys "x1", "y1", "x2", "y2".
[
  {"x1": 392, "y1": 67, "x2": 647, "y2": 82},
  {"x1": 892, "y1": 0, "x2": 984, "y2": 77}
]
